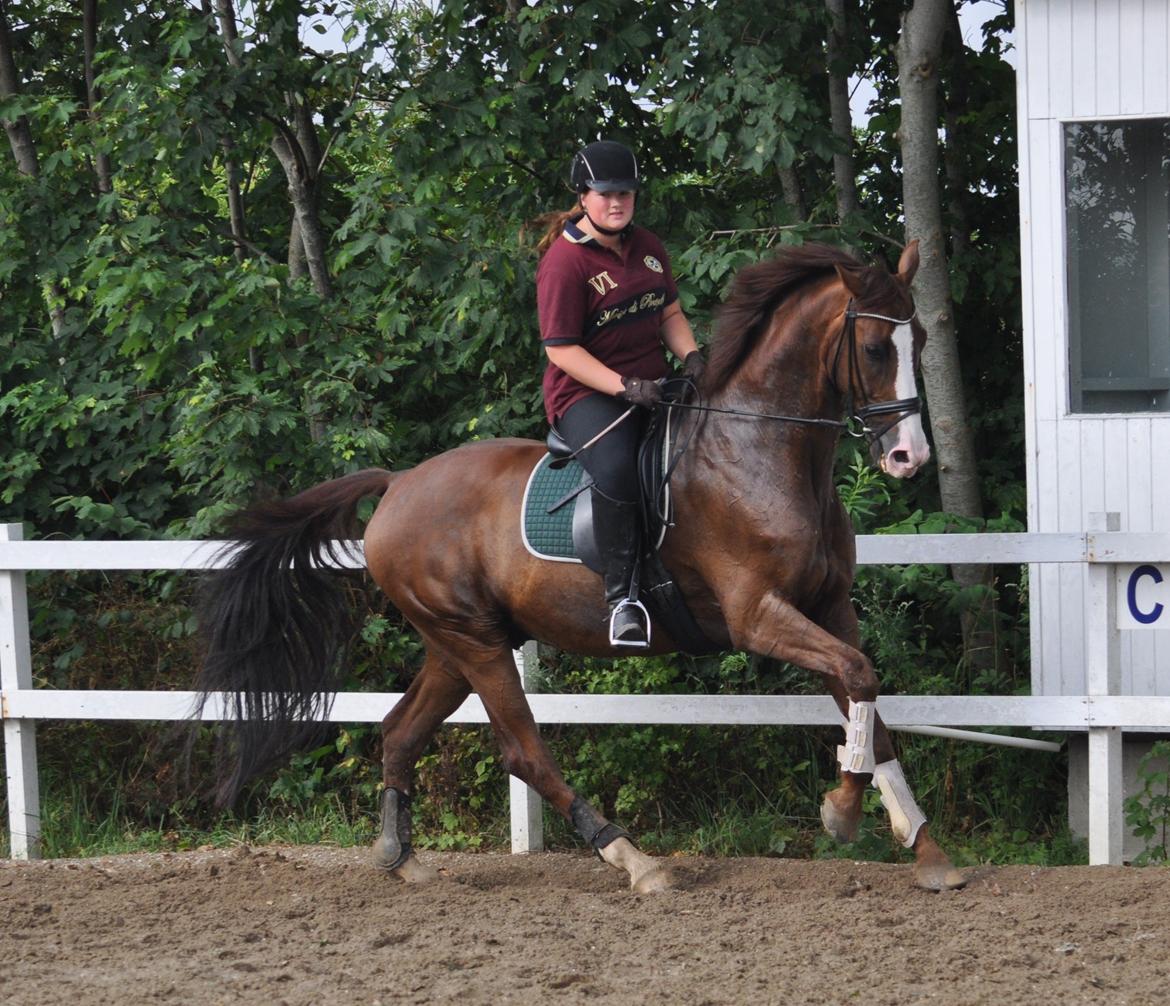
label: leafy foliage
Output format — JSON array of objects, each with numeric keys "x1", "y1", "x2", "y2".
[{"x1": 1125, "y1": 741, "x2": 1170, "y2": 864}]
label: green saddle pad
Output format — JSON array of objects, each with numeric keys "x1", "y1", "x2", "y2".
[{"x1": 522, "y1": 453, "x2": 587, "y2": 563}]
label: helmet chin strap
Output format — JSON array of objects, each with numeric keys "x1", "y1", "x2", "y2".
[
  {"x1": 579, "y1": 195, "x2": 632, "y2": 237},
  {"x1": 581, "y1": 209, "x2": 626, "y2": 237}
]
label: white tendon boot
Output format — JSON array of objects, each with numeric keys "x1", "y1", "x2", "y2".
[
  {"x1": 836, "y1": 699, "x2": 877, "y2": 775},
  {"x1": 871, "y1": 759, "x2": 927, "y2": 848}
]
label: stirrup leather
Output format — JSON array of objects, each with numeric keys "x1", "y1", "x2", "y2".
[{"x1": 609, "y1": 597, "x2": 651, "y2": 649}]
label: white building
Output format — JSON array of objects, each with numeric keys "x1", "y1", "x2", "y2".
[
  {"x1": 1017, "y1": 0, "x2": 1170, "y2": 855},
  {"x1": 1019, "y1": 0, "x2": 1170, "y2": 693}
]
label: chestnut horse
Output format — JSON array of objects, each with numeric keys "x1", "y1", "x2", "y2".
[{"x1": 194, "y1": 241, "x2": 964, "y2": 892}]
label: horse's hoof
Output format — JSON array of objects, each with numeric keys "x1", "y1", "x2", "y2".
[
  {"x1": 631, "y1": 865, "x2": 673, "y2": 894},
  {"x1": 374, "y1": 850, "x2": 437, "y2": 884},
  {"x1": 820, "y1": 793, "x2": 860, "y2": 844},
  {"x1": 913, "y1": 861, "x2": 966, "y2": 891},
  {"x1": 598, "y1": 836, "x2": 671, "y2": 893}
]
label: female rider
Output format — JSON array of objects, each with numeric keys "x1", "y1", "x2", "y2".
[{"x1": 536, "y1": 140, "x2": 704, "y2": 647}]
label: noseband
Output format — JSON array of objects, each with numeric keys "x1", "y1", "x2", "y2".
[{"x1": 830, "y1": 300, "x2": 922, "y2": 442}]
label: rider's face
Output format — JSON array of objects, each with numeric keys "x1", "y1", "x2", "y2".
[{"x1": 580, "y1": 188, "x2": 636, "y2": 232}]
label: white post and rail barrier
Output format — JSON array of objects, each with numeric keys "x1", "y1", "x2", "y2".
[{"x1": 4, "y1": 517, "x2": 1170, "y2": 864}]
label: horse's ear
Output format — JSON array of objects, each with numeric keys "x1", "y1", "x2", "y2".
[
  {"x1": 896, "y1": 240, "x2": 920, "y2": 285},
  {"x1": 834, "y1": 263, "x2": 866, "y2": 297}
]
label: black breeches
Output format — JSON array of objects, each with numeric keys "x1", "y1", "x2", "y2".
[{"x1": 556, "y1": 393, "x2": 644, "y2": 504}]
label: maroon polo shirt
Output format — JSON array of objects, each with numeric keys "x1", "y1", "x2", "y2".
[{"x1": 538, "y1": 217, "x2": 679, "y2": 423}]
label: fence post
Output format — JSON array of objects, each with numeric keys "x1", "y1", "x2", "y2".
[
  {"x1": 509, "y1": 640, "x2": 544, "y2": 853},
  {"x1": 1, "y1": 523, "x2": 41, "y2": 859},
  {"x1": 1086, "y1": 512, "x2": 1122, "y2": 865}
]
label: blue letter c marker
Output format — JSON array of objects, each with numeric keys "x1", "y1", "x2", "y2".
[{"x1": 1128, "y1": 564, "x2": 1164, "y2": 625}]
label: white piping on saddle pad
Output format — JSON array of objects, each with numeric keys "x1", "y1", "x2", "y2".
[
  {"x1": 836, "y1": 699, "x2": 876, "y2": 775},
  {"x1": 872, "y1": 759, "x2": 927, "y2": 848}
]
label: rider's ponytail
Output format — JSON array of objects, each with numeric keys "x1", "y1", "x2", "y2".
[{"x1": 526, "y1": 206, "x2": 583, "y2": 255}]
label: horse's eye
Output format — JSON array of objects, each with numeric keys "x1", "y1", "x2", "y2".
[{"x1": 863, "y1": 342, "x2": 885, "y2": 360}]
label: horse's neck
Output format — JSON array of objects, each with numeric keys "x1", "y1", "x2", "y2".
[
  {"x1": 690, "y1": 321, "x2": 843, "y2": 495},
  {"x1": 719, "y1": 296, "x2": 840, "y2": 410}
]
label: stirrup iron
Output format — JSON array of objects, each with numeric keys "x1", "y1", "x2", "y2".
[{"x1": 609, "y1": 598, "x2": 651, "y2": 649}]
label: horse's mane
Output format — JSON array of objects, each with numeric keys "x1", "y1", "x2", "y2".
[{"x1": 704, "y1": 243, "x2": 899, "y2": 397}]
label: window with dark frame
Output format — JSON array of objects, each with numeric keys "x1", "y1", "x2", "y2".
[{"x1": 1065, "y1": 118, "x2": 1170, "y2": 414}]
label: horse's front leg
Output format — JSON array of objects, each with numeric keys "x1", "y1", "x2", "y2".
[
  {"x1": 816, "y1": 675, "x2": 963, "y2": 889},
  {"x1": 727, "y1": 589, "x2": 964, "y2": 890},
  {"x1": 810, "y1": 594, "x2": 964, "y2": 889}
]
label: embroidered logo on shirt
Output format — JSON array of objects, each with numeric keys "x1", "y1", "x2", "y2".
[
  {"x1": 593, "y1": 291, "x2": 668, "y2": 329},
  {"x1": 587, "y1": 271, "x2": 618, "y2": 295},
  {"x1": 643, "y1": 256, "x2": 664, "y2": 274}
]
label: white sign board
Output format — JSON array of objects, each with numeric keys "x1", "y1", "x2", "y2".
[{"x1": 1117, "y1": 564, "x2": 1170, "y2": 629}]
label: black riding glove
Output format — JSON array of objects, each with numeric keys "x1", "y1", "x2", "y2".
[
  {"x1": 617, "y1": 376, "x2": 663, "y2": 409},
  {"x1": 682, "y1": 350, "x2": 706, "y2": 384}
]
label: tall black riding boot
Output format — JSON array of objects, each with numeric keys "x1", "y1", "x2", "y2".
[{"x1": 590, "y1": 490, "x2": 650, "y2": 648}]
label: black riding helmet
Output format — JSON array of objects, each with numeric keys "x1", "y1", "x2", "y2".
[{"x1": 569, "y1": 140, "x2": 640, "y2": 193}]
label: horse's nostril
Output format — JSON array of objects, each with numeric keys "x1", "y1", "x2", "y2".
[{"x1": 891, "y1": 450, "x2": 910, "y2": 464}]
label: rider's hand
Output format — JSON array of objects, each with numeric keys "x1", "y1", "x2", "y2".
[
  {"x1": 617, "y1": 377, "x2": 663, "y2": 409},
  {"x1": 682, "y1": 350, "x2": 706, "y2": 384}
]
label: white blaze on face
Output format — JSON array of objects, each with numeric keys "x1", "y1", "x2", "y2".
[{"x1": 879, "y1": 323, "x2": 931, "y2": 478}]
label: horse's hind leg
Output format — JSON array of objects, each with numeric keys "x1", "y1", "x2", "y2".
[
  {"x1": 459, "y1": 647, "x2": 671, "y2": 894},
  {"x1": 374, "y1": 653, "x2": 471, "y2": 882}
]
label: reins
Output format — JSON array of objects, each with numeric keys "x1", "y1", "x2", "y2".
[
  {"x1": 663, "y1": 301, "x2": 921, "y2": 443},
  {"x1": 632, "y1": 298, "x2": 926, "y2": 543},
  {"x1": 662, "y1": 398, "x2": 849, "y2": 431}
]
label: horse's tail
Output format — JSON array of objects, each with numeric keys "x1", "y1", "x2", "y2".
[{"x1": 191, "y1": 468, "x2": 396, "y2": 807}]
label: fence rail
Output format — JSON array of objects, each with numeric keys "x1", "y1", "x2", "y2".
[{"x1": 4, "y1": 517, "x2": 1168, "y2": 866}]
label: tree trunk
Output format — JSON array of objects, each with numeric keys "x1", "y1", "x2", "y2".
[
  {"x1": 215, "y1": 0, "x2": 327, "y2": 438},
  {"x1": 221, "y1": 136, "x2": 248, "y2": 263},
  {"x1": 284, "y1": 94, "x2": 330, "y2": 299},
  {"x1": 216, "y1": 0, "x2": 331, "y2": 299},
  {"x1": 941, "y1": 2, "x2": 971, "y2": 258},
  {"x1": 271, "y1": 129, "x2": 331, "y2": 299},
  {"x1": 208, "y1": 6, "x2": 249, "y2": 258},
  {"x1": 0, "y1": 2, "x2": 38, "y2": 176},
  {"x1": 83, "y1": 0, "x2": 113, "y2": 195},
  {"x1": 0, "y1": 0, "x2": 66, "y2": 337},
  {"x1": 825, "y1": 0, "x2": 858, "y2": 222},
  {"x1": 778, "y1": 164, "x2": 806, "y2": 220},
  {"x1": 288, "y1": 213, "x2": 308, "y2": 280},
  {"x1": 897, "y1": 0, "x2": 993, "y2": 669}
]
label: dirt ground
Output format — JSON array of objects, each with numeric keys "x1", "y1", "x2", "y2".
[{"x1": 2, "y1": 846, "x2": 1169, "y2": 1006}]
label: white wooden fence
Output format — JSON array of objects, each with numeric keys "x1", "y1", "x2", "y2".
[{"x1": 4, "y1": 516, "x2": 1170, "y2": 866}]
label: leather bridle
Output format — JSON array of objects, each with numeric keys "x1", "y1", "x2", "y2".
[
  {"x1": 665, "y1": 299, "x2": 923, "y2": 448},
  {"x1": 829, "y1": 300, "x2": 922, "y2": 443}
]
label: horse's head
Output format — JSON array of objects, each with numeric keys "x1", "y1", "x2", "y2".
[
  {"x1": 831, "y1": 242, "x2": 930, "y2": 479},
  {"x1": 705, "y1": 242, "x2": 931, "y2": 478}
]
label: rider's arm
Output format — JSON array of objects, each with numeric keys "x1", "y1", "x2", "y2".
[
  {"x1": 660, "y1": 302, "x2": 700, "y2": 362},
  {"x1": 544, "y1": 344, "x2": 625, "y2": 397}
]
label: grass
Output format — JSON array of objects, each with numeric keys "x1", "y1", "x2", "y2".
[
  {"x1": 0, "y1": 781, "x2": 1091, "y2": 866},
  {"x1": 0, "y1": 783, "x2": 379, "y2": 860}
]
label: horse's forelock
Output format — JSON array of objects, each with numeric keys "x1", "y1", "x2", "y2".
[{"x1": 704, "y1": 244, "x2": 905, "y2": 397}]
